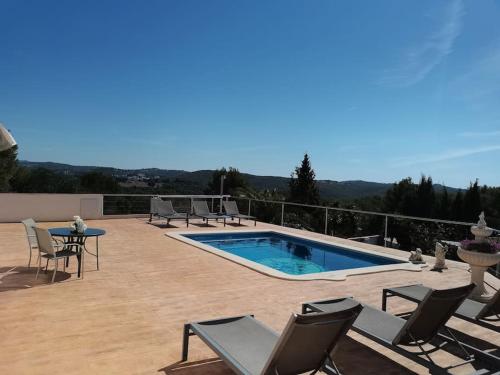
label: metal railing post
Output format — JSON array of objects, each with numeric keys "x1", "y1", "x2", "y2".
[
  {"x1": 100, "y1": 194, "x2": 104, "y2": 218},
  {"x1": 384, "y1": 216, "x2": 388, "y2": 247},
  {"x1": 324, "y1": 207, "x2": 328, "y2": 235},
  {"x1": 281, "y1": 203, "x2": 285, "y2": 227},
  {"x1": 211, "y1": 198, "x2": 214, "y2": 212},
  {"x1": 248, "y1": 199, "x2": 252, "y2": 216}
]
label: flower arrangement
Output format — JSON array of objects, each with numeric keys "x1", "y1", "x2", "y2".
[
  {"x1": 70, "y1": 216, "x2": 88, "y2": 234},
  {"x1": 460, "y1": 239, "x2": 500, "y2": 254}
]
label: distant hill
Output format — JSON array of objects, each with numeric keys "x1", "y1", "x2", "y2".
[
  {"x1": 19, "y1": 161, "x2": 185, "y2": 178},
  {"x1": 18, "y1": 160, "x2": 458, "y2": 200}
]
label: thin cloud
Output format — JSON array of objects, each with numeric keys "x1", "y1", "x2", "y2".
[
  {"x1": 393, "y1": 145, "x2": 500, "y2": 167},
  {"x1": 458, "y1": 130, "x2": 500, "y2": 138},
  {"x1": 380, "y1": 0, "x2": 464, "y2": 87},
  {"x1": 448, "y1": 44, "x2": 500, "y2": 104}
]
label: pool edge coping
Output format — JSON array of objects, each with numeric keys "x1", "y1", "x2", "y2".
[{"x1": 166, "y1": 228, "x2": 424, "y2": 281}]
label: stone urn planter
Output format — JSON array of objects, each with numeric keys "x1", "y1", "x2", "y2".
[
  {"x1": 457, "y1": 247, "x2": 500, "y2": 301},
  {"x1": 458, "y1": 212, "x2": 500, "y2": 302}
]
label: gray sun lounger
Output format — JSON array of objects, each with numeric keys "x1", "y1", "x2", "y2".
[
  {"x1": 182, "y1": 303, "x2": 363, "y2": 375},
  {"x1": 149, "y1": 198, "x2": 189, "y2": 227},
  {"x1": 192, "y1": 200, "x2": 229, "y2": 227},
  {"x1": 223, "y1": 200, "x2": 256, "y2": 226},
  {"x1": 470, "y1": 370, "x2": 500, "y2": 375},
  {"x1": 382, "y1": 284, "x2": 500, "y2": 333},
  {"x1": 302, "y1": 284, "x2": 491, "y2": 372}
]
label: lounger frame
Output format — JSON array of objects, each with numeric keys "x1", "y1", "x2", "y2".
[
  {"x1": 192, "y1": 200, "x2": 229, "y2": 227},
  {"x1": 223, "y1": 201, "x2": 257, "y2": 226},
  {"x1": 382, "y1": 284, "x2": 500, "y2": 333},
  {"x1": 149, "y1": 198, "x2": 189, "y2": 227},
  {"x1": 301, "y1": 292, "x2": 500, "y2": 372},
  {"x1": 183, "y1": 315, "x2": 343, "y2": 375},
  {"x1": 182, "y1": 305, "x2": 363, "y2": 375}
]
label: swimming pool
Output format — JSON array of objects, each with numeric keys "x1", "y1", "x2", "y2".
[{"x1": 173, "y1": 230, "x2": 416, "y2": 280}]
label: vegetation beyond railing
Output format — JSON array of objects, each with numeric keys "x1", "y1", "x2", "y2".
[
  {"x1": 232, "y1": 196, "x2": 498, "y2": 252},
  {"x1": 103, "y1": 193, "x2": 498, "y2": 247},
  {"x1": 103, "y1": 194, "x2": 230, "y2": 215}
]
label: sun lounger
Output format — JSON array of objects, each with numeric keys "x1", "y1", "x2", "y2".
[
  {"x1": 192, "y1": 200, "x2": 228, "y2": 227},
  {"x1": 223, "y1": 200, "x2": 256, "y2": 226},
  {"x1": 149, "y1": 197, "x2": 189, "y2": 227},
  {"x1": 182, "y1": 302, "x2": 362, "y2": 375},
  {"x1": 382, "y1": 284, "x2": 500, "y2": 333},
  {"x1": 302, "y1": 284, "x2": 489, "y2": 371}
]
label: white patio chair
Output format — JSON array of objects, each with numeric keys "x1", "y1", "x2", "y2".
[
  {"x1": 21, "y1": 218, "x2": 39, "y2": 267},
  {"x1": 34, "y1": 227, "x2": 83, "y2": 283}
]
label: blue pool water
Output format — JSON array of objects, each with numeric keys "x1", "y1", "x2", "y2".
[{"x1": 182, "y1": 231, "x2": 405, "y2": 275}]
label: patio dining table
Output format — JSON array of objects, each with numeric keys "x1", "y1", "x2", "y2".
[{"x1": 48, "y1": 227, "x2": 106, "y2": 277}]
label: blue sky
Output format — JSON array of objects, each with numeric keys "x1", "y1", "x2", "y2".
[{"x1": 1, "y1": 0, "x2": 499, "y2": 187}]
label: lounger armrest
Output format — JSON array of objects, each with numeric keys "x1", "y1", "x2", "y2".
[
  {"x1": 301, "y1": 296, "x2": 354, "y2": 313},
  {"x1": 303, "y1": 296, "x2": 354, "y2": 305},
  {"x1": 188, "y1": 314, "x2": 255, "y2": 326},
  {"x1": 383, "y1": 283, "x2": 423, "y2": 292}
]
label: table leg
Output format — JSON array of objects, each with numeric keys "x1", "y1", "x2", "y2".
[
  {"x1": 96, "y1": 236, "x2": 99, "y2": 270},
  {"x1": 78, "y1": 238, "x2": 85, "y2": 278},
  {"x1": 77, "y1": 251, "x2": 82, "y2": 278}
]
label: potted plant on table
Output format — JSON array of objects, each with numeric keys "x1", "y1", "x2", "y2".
[
  {"x1": 458, "y1": 212, "x2": 500, "y2": 302},
  {"x1": 70, "y1": 216, "x2": 88, "y2": 234}
]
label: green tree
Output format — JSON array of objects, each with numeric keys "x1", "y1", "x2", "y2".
[
  {"x1": 436, "y1": 187, "x2": 450, "y2": 219},
  {"x1": 481, "y1": 186, "x2": 500, "y2": 229},
  {"x1": 415, "y1": 175, "x2": 435, "y2": 218},
  {"x1": 0, "y1": 145, "x2": 18, "y2": 191},
  {"x1": 79, "y1": 171, "x2": 119, "y2": 193},
  {"x1": 10, "y1": 167, "x2": 77, "y2": 193},
  {"x1": 451, "y1": 191, "x2": 464, "y2": 220},
  {"x1": 207, "y1": 167, "x2": 248, "y2": 195},
  {"x1": 288, "y1": 153, "x2": 319, "y2": 205},
  {"x1": 463, "y1": 180, "x2": 482, "y2": 221},
  {"x1": 383, "y1": 178, "x2": 419, "y2": 250},
  {"x1": 383, "y1": 177, "x2": 416, "y2": 215}
]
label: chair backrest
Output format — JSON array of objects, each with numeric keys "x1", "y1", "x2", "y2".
[
  {"x1": 22, "y1": 218, "x2": 38, "y2": 247},
  {"x1": 261, "y1": 303, "x2": 363, "y2": 375},
  {"x1": 478, "y1": 288, "x2": 500, "y2": 319},
  {"x1": 33, "y1": 227, "x2": 56, "y2": 255},
  {"x1": 157, "y1": 200, "x2": 176, "y2": 216},
  {"x1": 150, "y1": 197, "x2": 159, "y2": 214},
  {"x1": 223, "y1": 201, "x2": 240, "y2": 216},
  {"x1": 193, "y1": 200, "x2": 210, "y2": 216},
  {"x1": 394, "y1": 283, "x2": 475, "y2": 345}
]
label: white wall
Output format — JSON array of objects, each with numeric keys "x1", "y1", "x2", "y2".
[{"x1": 0, "y1": 194, "x2": 103, "y2": 222}]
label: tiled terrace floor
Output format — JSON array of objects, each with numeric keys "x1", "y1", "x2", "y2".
[{"x1": 0, "y1": 218, "x2": 498, "y2": 374}]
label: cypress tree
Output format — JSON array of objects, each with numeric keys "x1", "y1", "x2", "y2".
[
  {"x1": 463, "y1": 180, "x2": 482, "y2": 221},
  {"x1": 289, "y1": 153, "x2": 320, "y2": 205},
  {"x1": 451, "y1": 191, "x2": 464, "y2": 221},
  {"x1": 437, "y1": 187, "x2": 450, "y2": 219},
  {"x1": 416, "y1": 175, "x2": 435, "y2": 217}
]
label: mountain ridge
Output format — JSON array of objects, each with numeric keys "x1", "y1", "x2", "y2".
[{"x1": 18, "y1": 160, "x2": 458, "y2": 199}]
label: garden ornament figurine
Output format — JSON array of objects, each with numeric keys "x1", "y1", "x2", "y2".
[
  {"x1": 409, "y1": 248, "x2": 425, "y2": 264},
  {"x1": 432, "y1": 242, "x2": 448, "y2": 270}
]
